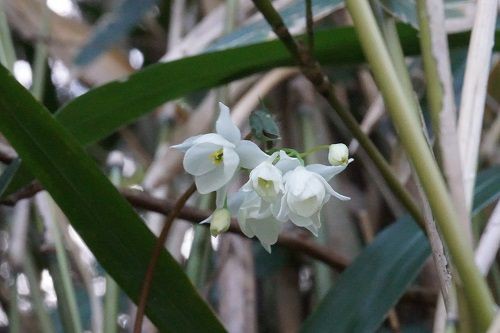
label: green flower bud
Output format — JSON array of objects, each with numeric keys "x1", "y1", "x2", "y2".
[
  {"x1": 210, "y1": 208, "x2": 231, "y2": 237},
  {"x1": 328, "y1": 143, "x2": 349, "y2": 166}
]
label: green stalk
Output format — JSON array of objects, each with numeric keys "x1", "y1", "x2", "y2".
[
  {"x1": 8, "y1": 279, "x2": 20, "y2": 333},
  {"x1": 252, "y1": 0, "x2": 425, "y2": 228},
  {"x1": 0, "y1": 1, "x2": 15, "y2": 71},
  {"x1": 23, "y1": 253, "x2": 55, "y2": 333},
  {"x1": 31, "y1": 0, "x2": 49, "y2": 100},
  {"x1": 415, "y1": 0, "x2": 442, "y2": 142},
  {"x1": 344, "y1": 1, "x2": 495, "y2": 330},
  {"x1": 43, "y1": 203, "x2": 83, "y2": 333},
  {"x1": 104, "y1": 167, "x2": 122, "y2": 333},
  {"x1": 103, "y1": 275, "x2": 119, "y2": 333}
]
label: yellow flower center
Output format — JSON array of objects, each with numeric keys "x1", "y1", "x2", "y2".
[
  {"x1": 210, "y1": 148, "x2": 224, "y2": 165},
  {"x1": 258, "y1": 177, "x2": 273, "y2": 189}
]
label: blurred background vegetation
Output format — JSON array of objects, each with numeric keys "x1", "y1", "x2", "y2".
[{"x1": 0, "y1": 0, "x2": 499, "y2": 332}]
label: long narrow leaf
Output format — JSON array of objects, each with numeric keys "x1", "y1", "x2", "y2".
[
  {"x1": 300, "y1": 168, "x2": 499, "y2": 332},
  {"x1": 0, "y1": 65, "x2": 225, "y2": 333},
  {"x1": 301, "y1": 216, "x2": 430, "y2": 333},
  {"x1": 74, "y1": 0, "x2": 159, "y2": 66},
  {"x1": 4, "y1": 25, "x2": 495, "y2": 197}
]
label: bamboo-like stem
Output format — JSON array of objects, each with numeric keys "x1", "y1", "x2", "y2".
[
  {"x1": 457, "y1": 0, "x2": 498, "y2": 213},
  {"x1": 34, "y1": 192, "x2": 83, "y2": 333},
  {"x1": 104, "y1": 166, "x2": 122, "y2": 333},
  {"x1": 31, "y1": 0, "x2": 49, "y2": 101},
  {"x1": 251, "y1": 0, "x2": 425, "y2": 228},
  {"x1": 416, "y1": 0, "x2": 469, "y2": 239},
  {"x1": 0, "y1": 0, "x2": 15, "y2": 71},
  {"x1": 24, "y1": 253, "x2": 56, "y2": 333},
  {"x1": 8, "y1": 279, "x2": 20, "y2": 333},
  {"x1": 344, "y1": 0, "x2": 495, "y2": 329}
]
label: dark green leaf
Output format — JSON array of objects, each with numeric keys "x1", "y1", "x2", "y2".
[
  {"x1": 208, "y1": 0, "x2": 344, "y2": 51},
  {"x1": 5, "y1": 26, "x2": 500, "y2": 197},
  {"x1": 301, "y1": 168, "x2": 498, "y2": 333},
  {"x1": 249, "y1": 109, "x2": 280, "y2": 142},
  {"x1": 0, "y1": 65, "x2": 225, "y2": 333},
  {"x1": 301, "y1": 216, "x2": 430, "y2": 333},
  {"x1": 74, "y1": 0, "x2": 159, "y2": 66},
  {"x1": 473, "y1": 166, "x2": 500, "y2": 216}
]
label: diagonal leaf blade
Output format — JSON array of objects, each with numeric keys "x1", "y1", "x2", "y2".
[
  {"x1": 0, "y1": 64, "x2": 225, "y2": 333},
  {"x1": 301, "y1": 216, "x2": 430, "y2": 333},
  {"x1": 74, "y1": 0, "x2": 160, "y2": 66},
  {"x1": 4, "y1": 26, "x2": 500, "y2": 197},
  {"x1": 300, "y1": 167, "x2": 499, "y2": 333}
]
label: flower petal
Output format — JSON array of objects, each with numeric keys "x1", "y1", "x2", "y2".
[
  {"x1": 171, "y1": 134, "x2": 203, "y2": 152},
  {"x1": 275, "y1": 150, "x2": 301, "y2": 173},
  {"x1": 183, "y1": 142, "x2": 219, "y2": 176},
  {"x1": 249, "y1": 216, "x2": 282, "y2": 253},
  {"x1": 306, "y1": 164, "x2": 347, "y2": 181},
  {"x1": 305, "y1": 223, "x2": 319, "y2": 237},
  {"x1": 318, "y1": 176, "x2": 350, "y2": 201},
  {"x1": 288, "y1": 212, "x2": 313, "y2": 227},
  {"x1": 235, "y1": 140, "x2": 269, "y2": 169},
  {"x1": 200, "y1": 214, "x2": 212, "y2": 224},
  {"x1": 216, "y1": 102, "x2": 241, "y2": 143},
  {"x1": 194, "y1": 148, "x2": 239, "y2": 194}
]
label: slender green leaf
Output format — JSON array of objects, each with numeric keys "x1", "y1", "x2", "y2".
[
  {"x1": 4, "y1": 26, "x2": 500, "y2": 197},
  {"x1": 473, "y1": 166, "x2": 500, "y2": 216},
  {"x1": 300, "y1": 168, "x2": 498, "y2": 333},
  {"x1": 208, "y1": 0, "x2": 344, "y2": 51},
  {"x1": 301, "y1": 216, "x2": 430, "y2": 333},
  {"x1": 0, "y1": 65, "x2": 225, "y2": 333},
  {"x1": 74, "y1": 0, "x2": 159, "y2": 66}
]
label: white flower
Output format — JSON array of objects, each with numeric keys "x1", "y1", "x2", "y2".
[
  {"x1": 209, "y1": 208, "x2": 231, "y2": 237},
  {"x1": 328, "y1": 143, "x2": 351, "y2": 166},
  {"x1": 228, "y1": 191, "x2": 282, "y2": 253},
  {"x1": 172, "y1": 103, "x2": 268, "y2": 194},
  {"x1": 242, "y1": 157, "x2": 283, "y2": 203},
  {"x1": 277, "y1": 164, "x2": 350, "y2": 235}
]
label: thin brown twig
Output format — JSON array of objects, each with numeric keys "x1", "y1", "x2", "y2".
[
  {"x1": 122, "y1": 187, "x2": 349, "y2": 271},
  {"x1": 132, "y1": 183, "x2": 197, "y2": 333},
  {"x1": 305, "y1": 0, "x2": 314, "y2": 53},
  {"x1": 251, "y1": 0, "x2": 425, "y2": 228},
  {"x1": 0, "y1": 183, "x2": 349, "y2": 271}
]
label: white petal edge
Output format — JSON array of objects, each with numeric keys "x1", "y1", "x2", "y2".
[
  {"x1": 305, "y1": 164, "x2": 346, "y2": 181},
  {"x1": 171, "y1": 134, "x2": 203, "y2": 152},
  {"x1": 216, "y1": 102, "x2": 241, "y2": 144},
  {"x1": 235, "y1": 140, "x2": 269, "y2": 169},
  {"x1": 318, "y1": 177, "x2": 350, "y2": 201}
]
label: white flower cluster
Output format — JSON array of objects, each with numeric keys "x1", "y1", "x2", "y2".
[{"x1": 173, "y1": 103, "x2": 353, "y2": 252}]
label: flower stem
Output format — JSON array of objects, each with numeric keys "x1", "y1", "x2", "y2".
[
  {"x1": 133, "y1": 183, "x2": 197, "y2": 333},
  {"x1": 0, "y1": 1, "x2": 15, "y2": 71},
  {"x1": 344, "y1": 0, "x2": 495, "y2": 329},
  {"x1": 251, "y1": 0, "x2": 425, "y2": 228},
  {"x1": 299, "y1": 144, "x2": 330, "y2": 158}
]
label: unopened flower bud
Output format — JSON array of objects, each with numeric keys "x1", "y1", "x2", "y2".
[
  {"x1": 328, "y1": 143, "x2": 349, "y2": 166},
  {"x1": 210, "y1": 208, "x2": 231, "y2": 237}
]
